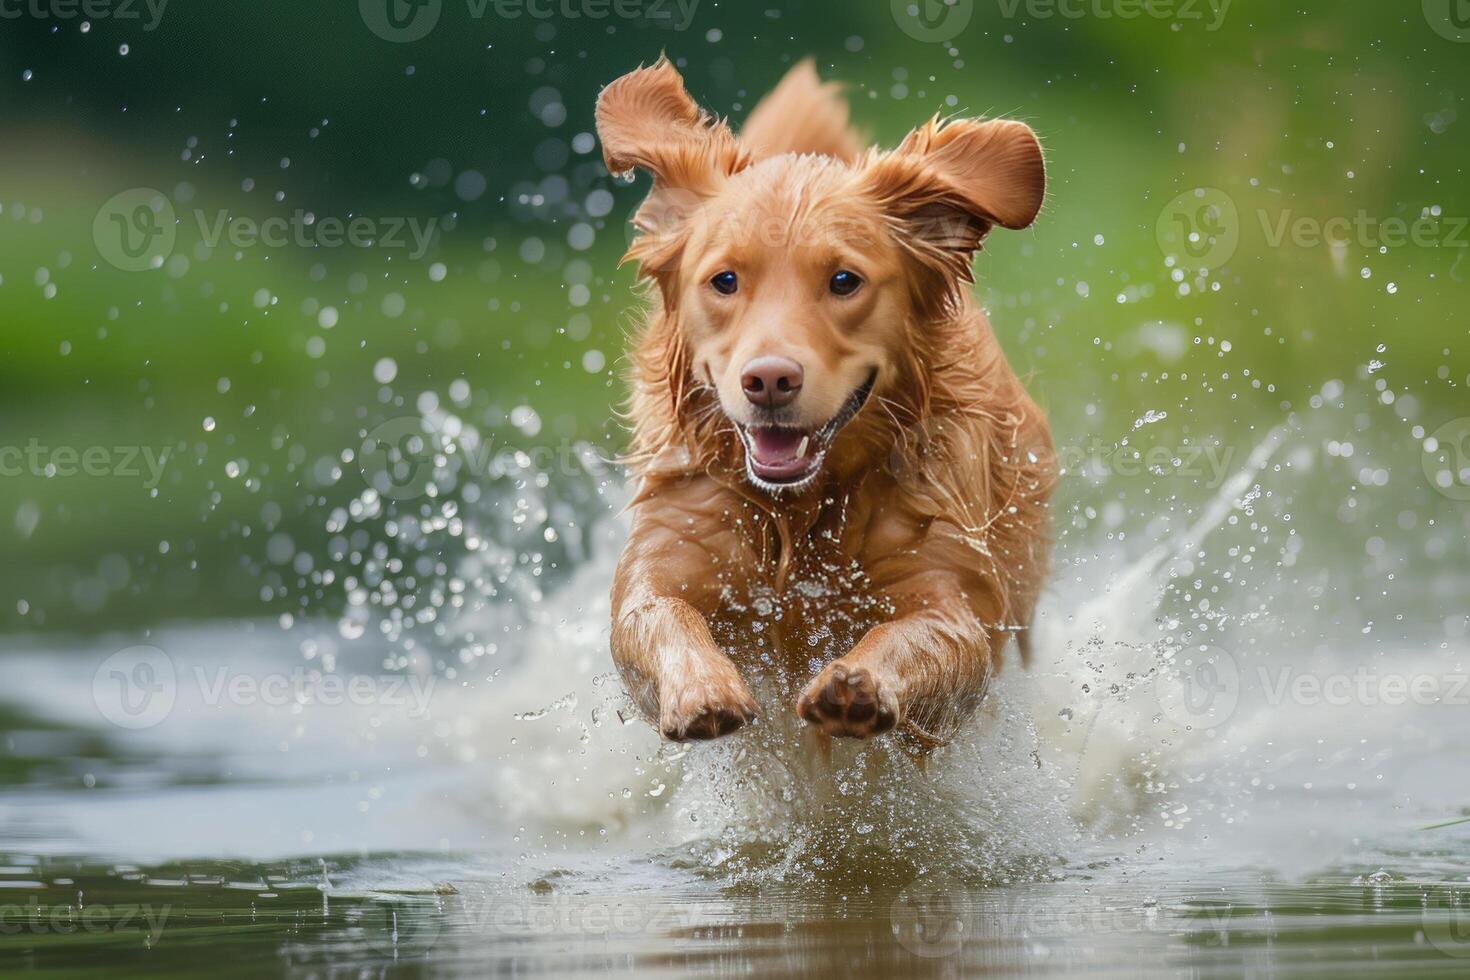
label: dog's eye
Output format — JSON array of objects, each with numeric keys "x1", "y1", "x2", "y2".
[
  {"x1": 829, "y1": 270, "x2": 863, "y2": 296},
  {"x1": 710, "y1": 271, "x2": 738, "y2": 295}
]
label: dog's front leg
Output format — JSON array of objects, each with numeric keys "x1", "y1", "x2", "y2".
[
  {"x1": 796, "y1": 590, "x2": 991, "y2": 743},
  {"x1": 611, "y1": 509, "x2": 757, "y2": 742}
]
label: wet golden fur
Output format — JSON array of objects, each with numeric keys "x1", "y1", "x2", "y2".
[{"x1": 598, "y1": 57, "x2": 1055, "y2": 749}]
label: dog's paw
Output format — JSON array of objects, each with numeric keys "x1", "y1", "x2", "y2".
[
  {"x1": 796, "y1": 661, "x2": 900, "y2": 739},
  {"x1": 658, "y1": 664, "x2": 758, "y2": 741}
]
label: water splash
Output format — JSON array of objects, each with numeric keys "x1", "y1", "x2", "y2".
[{"x1": 286, "y1": 382, "x2": 1464, "y2": 887}]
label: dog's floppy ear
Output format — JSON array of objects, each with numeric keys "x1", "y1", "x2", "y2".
[
  {"x1": 865, "y1": 115, "x2": 1044, "y2": 302},
  {"x1": 596, "y1": 57, "x2": 748, "y2": 272}
]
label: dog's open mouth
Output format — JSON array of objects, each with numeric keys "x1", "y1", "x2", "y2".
[{"x1": 737, "y1": 371, "x2": 876, "y2": 490}]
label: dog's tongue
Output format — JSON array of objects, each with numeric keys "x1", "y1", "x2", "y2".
[{"x1": 749, "y1": 428, "x2": 807, "y2": 465}]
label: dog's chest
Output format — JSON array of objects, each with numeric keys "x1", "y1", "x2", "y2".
[{"x1": 707, "y1": 522, "x2": 891, "y2": 679}]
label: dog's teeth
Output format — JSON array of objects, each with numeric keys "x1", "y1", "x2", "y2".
[{"x1": 797, "y1": 436, "x2": 810, "y2": 458}]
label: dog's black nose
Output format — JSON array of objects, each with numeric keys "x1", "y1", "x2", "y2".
[{"x1": 741, "y1": 357, "x2": 804, "y2": 408}]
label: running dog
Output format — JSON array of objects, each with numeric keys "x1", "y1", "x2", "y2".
[{"x1": 597, "y1": 57, "x2": 1054, "y2": 750}]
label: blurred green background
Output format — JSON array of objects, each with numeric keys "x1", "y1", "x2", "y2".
[{"x1": 1, "y1": 1, "x2": 1466, "y2": 629}]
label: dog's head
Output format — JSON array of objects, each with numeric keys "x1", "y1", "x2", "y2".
[{"x1": 597, "y1": 58, "x2": 1044, "y2": 494}]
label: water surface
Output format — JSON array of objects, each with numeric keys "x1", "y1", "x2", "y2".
[{"x1": 3, "y1": 403, "x2": 1469, "y2": 976}]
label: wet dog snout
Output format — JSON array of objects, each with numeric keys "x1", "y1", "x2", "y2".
[{"x1": 741, "y1": 357, "x2": 804, "y2": 408}]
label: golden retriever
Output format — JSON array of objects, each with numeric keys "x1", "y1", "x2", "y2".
[{"x1": 597, "y1": 57, "x2": 1054, "y2": 751}]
